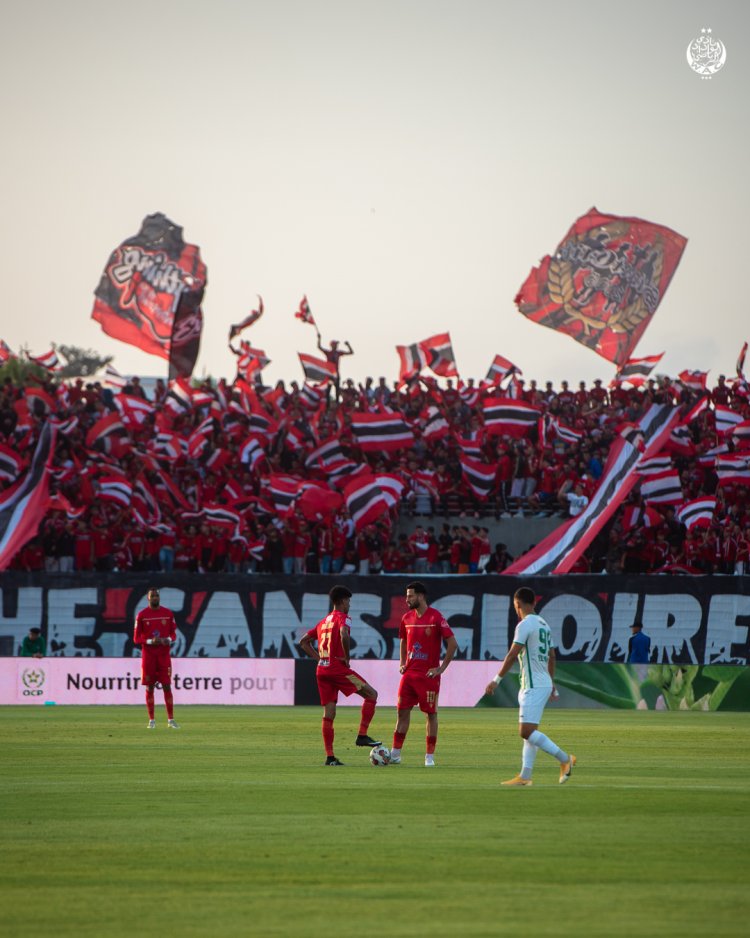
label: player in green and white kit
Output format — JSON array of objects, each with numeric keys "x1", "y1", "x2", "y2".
[{"x1": 484, "y1": 586, "x2": 576, "y2": 786}]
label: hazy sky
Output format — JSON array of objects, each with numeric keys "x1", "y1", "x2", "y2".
[{"x1": 1, "y1": 0, "x2": 747, "y2": 388}]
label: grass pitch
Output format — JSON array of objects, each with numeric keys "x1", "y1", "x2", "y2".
[{"x1": 1, "y1": 706, "x2": 748, "y2": 937}]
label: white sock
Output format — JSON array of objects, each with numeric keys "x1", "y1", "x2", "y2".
[
  {"x1": 520, "y1": 740, "x2": 538, "y2": 780},
  {"x1": 528, "y1": 730, "x2": 568, "y2": 764},
  {"x1": 391, "y1": 748, "x2": 401, "y2": 758}
]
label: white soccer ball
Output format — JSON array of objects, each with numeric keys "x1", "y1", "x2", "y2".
[{"x1": 369, "y1": 745, "x2": 391, "y2": 766}]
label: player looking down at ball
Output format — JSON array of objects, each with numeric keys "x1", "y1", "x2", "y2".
[
  {"x1": 133, "y1": 587, "x2": 179, "y2": 729},
  {"x1": 484, "y1": 586, "x2": 575, "y2": 786},
  {"x1": 299, "y1": 585, "x2": 382, "y2": 766},
  {"x1": 391, "y1": 581, "x2": 457, "y2": 767}
]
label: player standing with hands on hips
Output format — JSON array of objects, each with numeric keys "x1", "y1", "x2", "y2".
[
  {"x1": 391, "y1": 581, "x2": 458, "y2": 767},
  {"x1": 134, "y1": 587, "x2": 179, "y2": 729},
  {"x1": 485, "y1": 587, "x2": 575, "y2": 786}
]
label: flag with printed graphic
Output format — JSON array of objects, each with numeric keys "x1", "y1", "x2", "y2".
[
  {"x1": 295, "y1": 295, "x2": 316, "y2": 327},
  {"x1": 92, "y1": 213, "x2": 206, "y2": 378},
  {"x1": 515, "y1": 208, "x2": 687, "y2": 367}
]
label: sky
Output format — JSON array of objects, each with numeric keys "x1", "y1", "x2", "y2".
[{"x1": 1, "y1": 0, "x2": 747, "y2": 389}]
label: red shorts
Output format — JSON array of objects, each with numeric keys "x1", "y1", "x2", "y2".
[
  {"x1": 316, "y1": 665, "x2": 368, "y2": 706},
  {"x1": 141, "y1": 651, "x2": 172, "y2": 687},
  {"x1": 397, "y1": 671, "x2": 441, "y2": 714}
]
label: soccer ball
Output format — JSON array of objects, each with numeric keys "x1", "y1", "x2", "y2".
[{"x1": 369, "y1": 745, "x2": 391, "y2": 766}]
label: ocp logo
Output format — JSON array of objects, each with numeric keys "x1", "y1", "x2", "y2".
[{"x1": 22, "y1": 667, "x2": 45, "y2": 697}]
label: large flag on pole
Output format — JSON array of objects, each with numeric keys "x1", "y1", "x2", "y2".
[
  {"x1": 92, "y1": 213, "x2": 206, "y2": 378},
  {"x1": 0, "y1": 421, "x2": 57, "y2": 570},
  {"x1": 503, "y1": 404, "x2": 681, "y2": 575},
  {"x1": 515, "y1": 208, "x2": 687, "y2": 367}
]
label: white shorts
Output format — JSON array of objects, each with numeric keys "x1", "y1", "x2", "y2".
[{"x1": 518, "y1": 687, "x2": 552, "y2": 725}]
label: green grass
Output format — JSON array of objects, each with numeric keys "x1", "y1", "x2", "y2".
[{"x1": 1, "y1": 706, "x2": 749, "y2": 937}]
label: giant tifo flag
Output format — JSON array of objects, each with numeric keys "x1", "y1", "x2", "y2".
[
  {"x1": 504, "y1": 404, "x2": 681, "y2": 575},
  {"x1": 515, "y1": 208, "x2": 687, "y2": 367},
  {"x1": 0, "y1": 421, "x2": 57, "y2": 570},
  {"x1": 350, "y1": 412, "x2": 414, "y2": 452},
  {"x1": 92, "y1": 213, "x2": 206, "y2": 378}
]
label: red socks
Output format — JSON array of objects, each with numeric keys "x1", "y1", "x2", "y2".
[
  {"x1": 163, "y1": 687, "x2": 174, "y2": 719},
  {"x1": 392, "y1": 731, "x2": 406, "y2": 750},
  {"x1": 426, "y1": 735, "x2": 437, "y2": 755},
  {"x1": 358, "y1": 698, "x2": 376, "y2": 735},
  {"x1": 322, "y1": 717, "x2": 335, "y2": 757},
  {"x1": 145, "y1": 688, "x2": 155, "y2": 719}
]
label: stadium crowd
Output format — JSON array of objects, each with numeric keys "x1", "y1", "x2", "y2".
[{"x1": 2, "y1": 361, "x2": 749, "y2": 577}]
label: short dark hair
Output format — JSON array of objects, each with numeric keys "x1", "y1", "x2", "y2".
[
  {"x1": 406, "y1": 581, "x2": 427, "y2": 597},
  {"x1": 631, "y1": 621, "x2": 643, "y2": 630},
  {"x1": 514, "y1": 587, "x2": 536, "y2": 607},
  {"x1": 29, "y1": 626, "x2": 41, "y2": 634},
  {"x1": 329, "y1": 585, "x2": 352, "y2": 605}
]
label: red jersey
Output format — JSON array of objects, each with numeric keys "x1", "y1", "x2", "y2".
[
  {"x1": 400, "y1": 606, "x2": 454, "y2": 674},
  {"x1": 304, "y1": 610, "x2": 350, "y2": 673},
  {"x1": 134, "y1": 605, "x2": 177, "y2": 652}
]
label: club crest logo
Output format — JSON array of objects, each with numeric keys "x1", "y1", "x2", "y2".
[{"x1": 686, "y1": 28, "x2": 727, "y2": 80}]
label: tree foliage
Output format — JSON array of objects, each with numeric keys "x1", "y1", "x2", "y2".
[{"x1": 56, "y1": 345, "x2": 113, "y2": 378}]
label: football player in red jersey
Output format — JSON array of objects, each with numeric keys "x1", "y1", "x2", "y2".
[
  {"x1": 391, "y1": 581, "x2": 457, "y2": 766},
  {"x1": 133, "y1": 587, "x2": 179, "y2": 729},
  {"x1": 299, "y1": 585, "x2": 381, "y2": 765}
]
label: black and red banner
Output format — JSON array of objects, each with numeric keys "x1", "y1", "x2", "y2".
[
  {"x1": 92, "y1": 213, "x2": 206, "y2": 378},
  {"x1": 515, "y1": 208, "x2": 687, "y2": 367}
]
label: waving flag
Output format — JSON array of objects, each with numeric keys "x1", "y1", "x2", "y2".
[
  {"x1": 677, "y1": 497, "x2": 716, "y2": 530},
  {"x1": 295, "y1": 295, "x2": 316, "y2": 327},
  {"x1": 677, "y1": 369, "x2": 708, "y2": 392},
  {"x1": 240, "y1": 436, "x2": 266, "y2": 470},
  {"x1": 92, "y1": 212, "x2": 206, "y2": 378},
  {"x1": 103, "y1": 364, "x2": 127, "y2": 390},
  {"x1": 614, "y1": 353, "x2": 664, "y2": 386},
  {"x1": 98, "y1": 476, "x2": 133, "y2": 508},
  {"x1": 459, "y1": 456, "x2": 496, "y2": 499},
  {"x1": 714, "y1": 405, "x2": 744, "y2": 436},
  {"x1": 716, "y1": 456, "x2": 750, "y2": 485},
  {"x1": 485, "y1": 354, "x2": 521, "y2": 385},
  {"x1": 25, "y1": 386, "x2": 57, "y2": 415},
  {"x1": 85, "y1": 413, "x2": 127, "y2": 448},
  {"x1": 637, "y1": 455, "x2": 673, "y2": 476},
  {"x1": 343, "y1": 475, "x2": 389, "y2": 531},
  {"x1": 235, "y1": 343, "x2": 271, "y2": 381},
  {"x1": 396, "y1": 343, "x2": 427, "y2": 383},
  {"x1": 420, "y1": 333, "x2": 458, "y2": 378},
  {"x1": 267, "y1": 474, "x2": 300, "y2": 516},
  {"x1": 0, "y1": 340, "x2": 12, "y2": 363},
  {"x1": 350, "y1": 412, "x2": 414, "y2": 452},
  {"x1": 515, "y1": 208, "x2": 687, "y2": 367},
  {"x1": 482, "y1": 397, "x2": 541, "y2": 438},
  {"x1": 640, "y1": 470, "x2": 683, "y2": 505},
  {"x1": 737, "y1": 341, "x2": 748, "y2": 378},
  {"x1": 298, "y1": 353, "x2": 337, "y2": 384},
  {"x1": 621, "y1": 504, "x2": 664, "y2": 532},
  {"x1": 229, "y1": 296, "x2": 264, "y2": 340},
  {"x1": 421, "y1": 406, "x2": 450, "y2": 440},
  {"x1": 28, "y1": 348, "x2": 60, "y2": 371},
  {"x1": 0, "y1": 422, "x2": 57, "y2": 570}
]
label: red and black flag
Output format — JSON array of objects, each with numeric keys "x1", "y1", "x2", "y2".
[
  {"x1": 0, "y1": 340, "x2": 12, "y2": 364},
  {"x1": 343, "y1": 474, "x2": 389, "y2": 531},
  {"x1": 485, "y1": 354, "x2": 521, "y2": 386},
  {"x1": 0, "y1": 443, "x2": 24, "y2": 483},
  {"x1": 640, "y1": 470, "x2": 683, "y2": 505},
  {"x1": 515, "y1": 208, "x2": 687, "y2": 367},
  {"x1": 737, "y1": 341, "x2": 748, "y2": 379},
  {"x1": 0, "y1": 421, "x2": 57, "y2": 570},
  {"x1": 677, "y1": 497, "x2": 716, "y2": 531},
  {"x1": 613, "y1": 353, "x2": 664, "y2": 386},
  {"x1": 298, "y1": 353, "x2": 337, "y2": 384},
  {"x1": 229, "y1": 296, "x2": 264, "y2": 340},
  {"x1": 677, "y1": 369, "x2": 708, "y2": 392},
  {"x1": 350, "y1": 412, "x2": 414, "y2": 452},
  {"x1": 28, "y1": 348, "x2": 60, "y2": 371},
  {"x1": 482, "y1": 397, "x2": 541, "y2": 438},
  {"x1": 419, "y1": 333, "x2": 458, "y2": 378},
  {"x1": 92, "y1": 213, "x2": 206, "y2": 378},
  {"x1": 295, "y1": 295, "x2": 316, "y2": 327},
  {"x1": 396, "y1": 343, "x2": 427, "y2": 383},
  {"x1": 459, "y1": 455, "x2": 496, "y2": 500}
]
